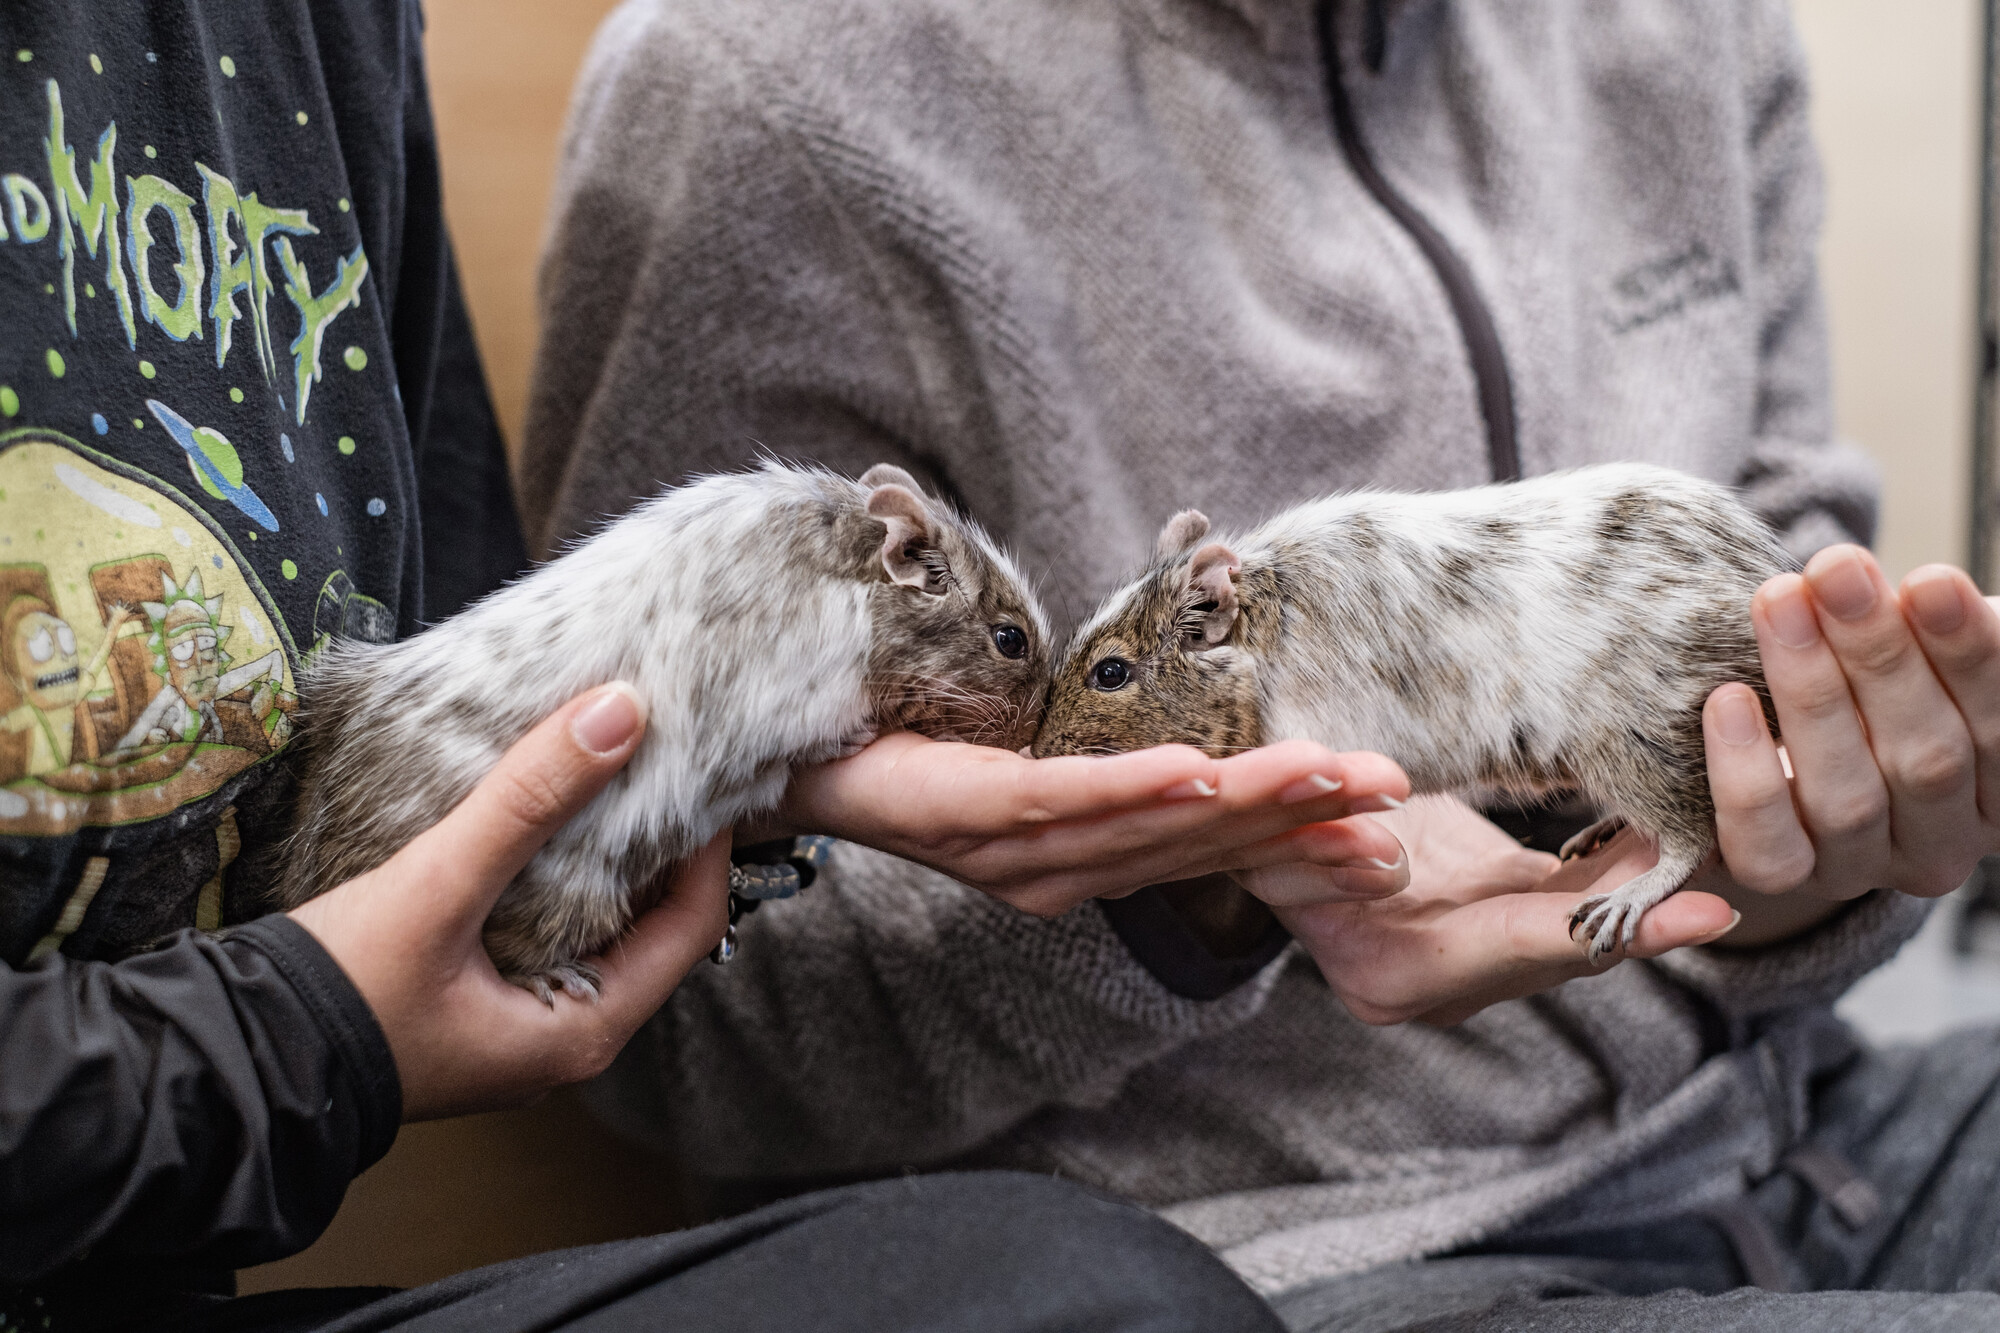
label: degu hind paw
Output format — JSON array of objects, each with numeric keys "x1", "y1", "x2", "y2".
[
  {"x1": 507, "y1": 961, "x2": 603, "y2": 1006},
  {"x1": 1559, "y1": 815, "x2": 1629, "y2": 863},
  {"x1": 1567, "y1": 893, "x2": 1641, "y2": 965}
]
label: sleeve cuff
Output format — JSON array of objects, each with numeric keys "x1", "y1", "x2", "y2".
[
  {"x1": 1645, "y1": 888, "x2": 1932, "y2": 1019},
  {"x1": 229, "y1": 915, "x2": 403, "y2": 1168},
  {"x1": 1097, "y1": 887, "x2": 1293, "y2": 1001}
]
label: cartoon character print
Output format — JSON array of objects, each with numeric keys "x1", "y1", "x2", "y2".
[
  {"x1": 0, "y1": 588, "x2": 133, "y2": 774},
  {"x1": 116, "y1": 570, "x2": 288, "y2": 750},
  {"x1": 0, "y1": 433, "x2": 297, "y2": 831}
]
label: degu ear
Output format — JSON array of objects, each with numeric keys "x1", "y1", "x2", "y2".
[
  {"x1": 1184, "y1": 542, "x2": 1241, "y2": 645},
  {"x1": 1156, "y1": 509, "x2": 1211, "y2": 560},
  {"x1": 859, "y1": 462, "x2": 924, "y2": 493},
  {"x1": 866, "y1": 482, "x2": 942, "y2": 590}
]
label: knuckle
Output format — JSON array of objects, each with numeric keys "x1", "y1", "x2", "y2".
[
  {"x1": 1784, "y1": 674, "x2": 1856, "y2": 723},
  {"x1": 1842, "y1": 631, "x2": 1917, "y2": 680},
  {"x1": 1810, "y1": 791, "x2": 1887, "y2": 843},
  {"x1": 491, "y1": 766, "x2": 574, "y2": 830},
  {"x1": 1884, "y1": 739, "x2": 1974, "y2": 802},
  {"x1": 1718, "y1": 769, "x2": 1796, "y2": 819},
  {"x1": 1334, "y1": 968, "x2": 1422, "y2": 1020},
  {"x1": 1336, "y1": 990, "x2": 1415, "y2": 1026},
  {"x1": 1927, "y1": 637, "x2": 1990, "y2": 675},
  {"x1": 552, "y1": 1052, "x2": 603, "y2": 1089},
  {"x1": 1729, "y1": 846, "x2": 1816, "y2": 894}
]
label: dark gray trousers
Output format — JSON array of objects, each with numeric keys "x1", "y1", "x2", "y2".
[
  {"x1": 167, "y1": 1172, "x2": 1283, "y2": 1333},
  {"x1": 1273, "y1": 1024, "x2": 2000, "y2": 1332}
]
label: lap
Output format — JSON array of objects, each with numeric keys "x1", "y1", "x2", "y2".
[
  {"x1": 171, "y1": 1025, "x2": 2000, "y2": 1333},
  {"x1": 1789, "y1": 1022, "x2": 2000, "y2": 1291},
  {"x1": 1276, "y1": 1022, "x2": 2000, "y2": 1332},
  {"x1": 1271, "y1": 1254, "x2": 2000, "y2": 1333},
  {"x1": 173, "y1": 1172, "x2": 1283, "y2": 1333}
]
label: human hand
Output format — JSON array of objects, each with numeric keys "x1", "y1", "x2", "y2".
[
  {"x1": 1700, "y1": 546, "x2": 2000, "y2": 945},
  {"x1": 1268, "y1": 796, "x2": 1740, "y2": 1026},
  {"x1": 289, "y1": 684, "x2": 731, "y2": 1121},
  {"x1": 777, "y1": 733, "x2": 1413, "y2": 918}
]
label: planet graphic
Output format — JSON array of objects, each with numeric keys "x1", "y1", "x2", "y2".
[{"x1": 145, "y1": 398, "x2": 279, "y2": 532}]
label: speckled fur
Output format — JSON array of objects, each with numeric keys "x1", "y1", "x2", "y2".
[
  {"x1": 1035, "y1": 464, "x2": 1789, "y2": 959},
  {"x1": 276, "y1": 462, "x2": 1048, "y2": 999}
]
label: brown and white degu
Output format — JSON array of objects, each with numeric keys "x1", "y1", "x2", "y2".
[
  {"x1": 276, "y1": 462, "x2": 1049, "y2": 1000},
  {"x1": 1033, "y1": 464, "x2": 1790, "y2": 960}
]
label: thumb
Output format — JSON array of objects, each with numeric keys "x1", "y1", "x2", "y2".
[{"x1": 397, "y1": 682, "x2": 648, "y2": 924}]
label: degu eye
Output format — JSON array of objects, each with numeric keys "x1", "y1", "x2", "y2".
[
  {"x1": 992, "y1": 625, "x2": 1028, "y2": 660},
  {"x1": 1089, "y1": 657, "x2": 1131, "y2": 691}
]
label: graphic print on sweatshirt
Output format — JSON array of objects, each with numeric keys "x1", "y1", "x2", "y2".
[{"x1": 0, "y1": 10, "x2": 420, "y2": 963}]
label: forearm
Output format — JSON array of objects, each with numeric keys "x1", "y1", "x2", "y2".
[{"x1": 0, "y1": 919, "x2": 398, "y2": 1281}]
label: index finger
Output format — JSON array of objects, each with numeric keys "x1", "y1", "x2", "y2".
[
  {"x1": 1904, "y1": 566, "x2": 2000, "y2": 826},
  {"x1": 789, "y1": 732, "x2": 1222, "y2": 839},
  {"x1": 944, "y1": 742, "x2": 1412, "y2": 891},
  {"x1": 980, "y1": 743, "x2": 1230, "y2": 825}
]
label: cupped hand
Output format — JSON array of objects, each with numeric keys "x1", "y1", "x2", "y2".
[
  {"x1": 1269, "y1": 796, "x2": 1741, "y2": 1026},
  {"x1": 778, "y1": 733, "x2": 1413, "y2": 917},
  {"x1": 289, "y1": 684, "x2": 731, "y2": 1121},
  {"x1": 1701, "y1": 546, "x2": 2000, "y2": 944}
]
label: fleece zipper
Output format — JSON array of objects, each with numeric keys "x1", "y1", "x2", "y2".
[{"x1": 1313, "y1": 0, "x2": 1521, "y2": 482}]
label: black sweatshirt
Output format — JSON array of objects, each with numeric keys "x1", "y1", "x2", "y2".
[{"x1": 0, "y1": 0, "x2": 524, "y2": 1315}]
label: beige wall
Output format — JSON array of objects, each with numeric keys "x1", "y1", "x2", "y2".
[
  {"x1": 242, "y1": 0, "x2": 1990, "y2": 1294},
  {"x1": 1795, "y1": 0, "x2": 1982, "y2": 580},
  {"x1": 425, "y1": 0, "x2": 623, "y2": 455}
]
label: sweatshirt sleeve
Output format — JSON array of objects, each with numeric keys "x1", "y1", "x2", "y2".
[
  {"x1": 0, "y1": 917, "x2": 401, "y2": 1282},
  {"x1": 587, "y1": 844, "x2": 1291, "y2": 1179},
  {"x1": 1646, "y1": 889, "x2": 1932, "y2": 1022},
  {"x1": 1728, "y1": 0, "x2": 1879, "y2": 561}
]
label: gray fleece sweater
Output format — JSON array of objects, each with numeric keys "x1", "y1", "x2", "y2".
[{"x1": 519, "y1": 0, "x2": 1925, "y2": 1296}]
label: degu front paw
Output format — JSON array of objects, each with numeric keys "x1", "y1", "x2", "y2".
[
  {"x1": 1568, "y1": 892, "x2": 1636, "y2": 965},
  {"x1": 508, "y1": 961, "x2": 603, "y2": 1006}
]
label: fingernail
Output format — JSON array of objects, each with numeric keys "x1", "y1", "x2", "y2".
[
  {"x1": 1280, "y1": 774, "x2": 1345, "y2": 804},
  {"x1": 1329, "y1": 866, "x2": 1405, "y2": 898},
  {"x1": 1350, "y1": 793, "x2": 1405, "y2": 813},
  {"x1": 1694, "y1": 910, "x2": 1743, "y2": 945},
  {"x1": 1715, "y1": 689, "x2": 1763, "y2": 747},
  {"x1": 1906, "y1": 571, "x2": 1967, "y2": 636},
  {"x1": 1164, "y1": 777, "x2": 1218, "y2": 800},
  {"x1": 1366, "y1": 849, "x2": 1411, "y2": 890},
  {"x1": 1811, "y1": 550, "x2": 1877, "y2": 622},
  {"x1": 1763, "y1": 581, "x2": 1821, "y2": 649},
  {"x1": 573, "y1": 682, "x2": 645, "y2": 755}
]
